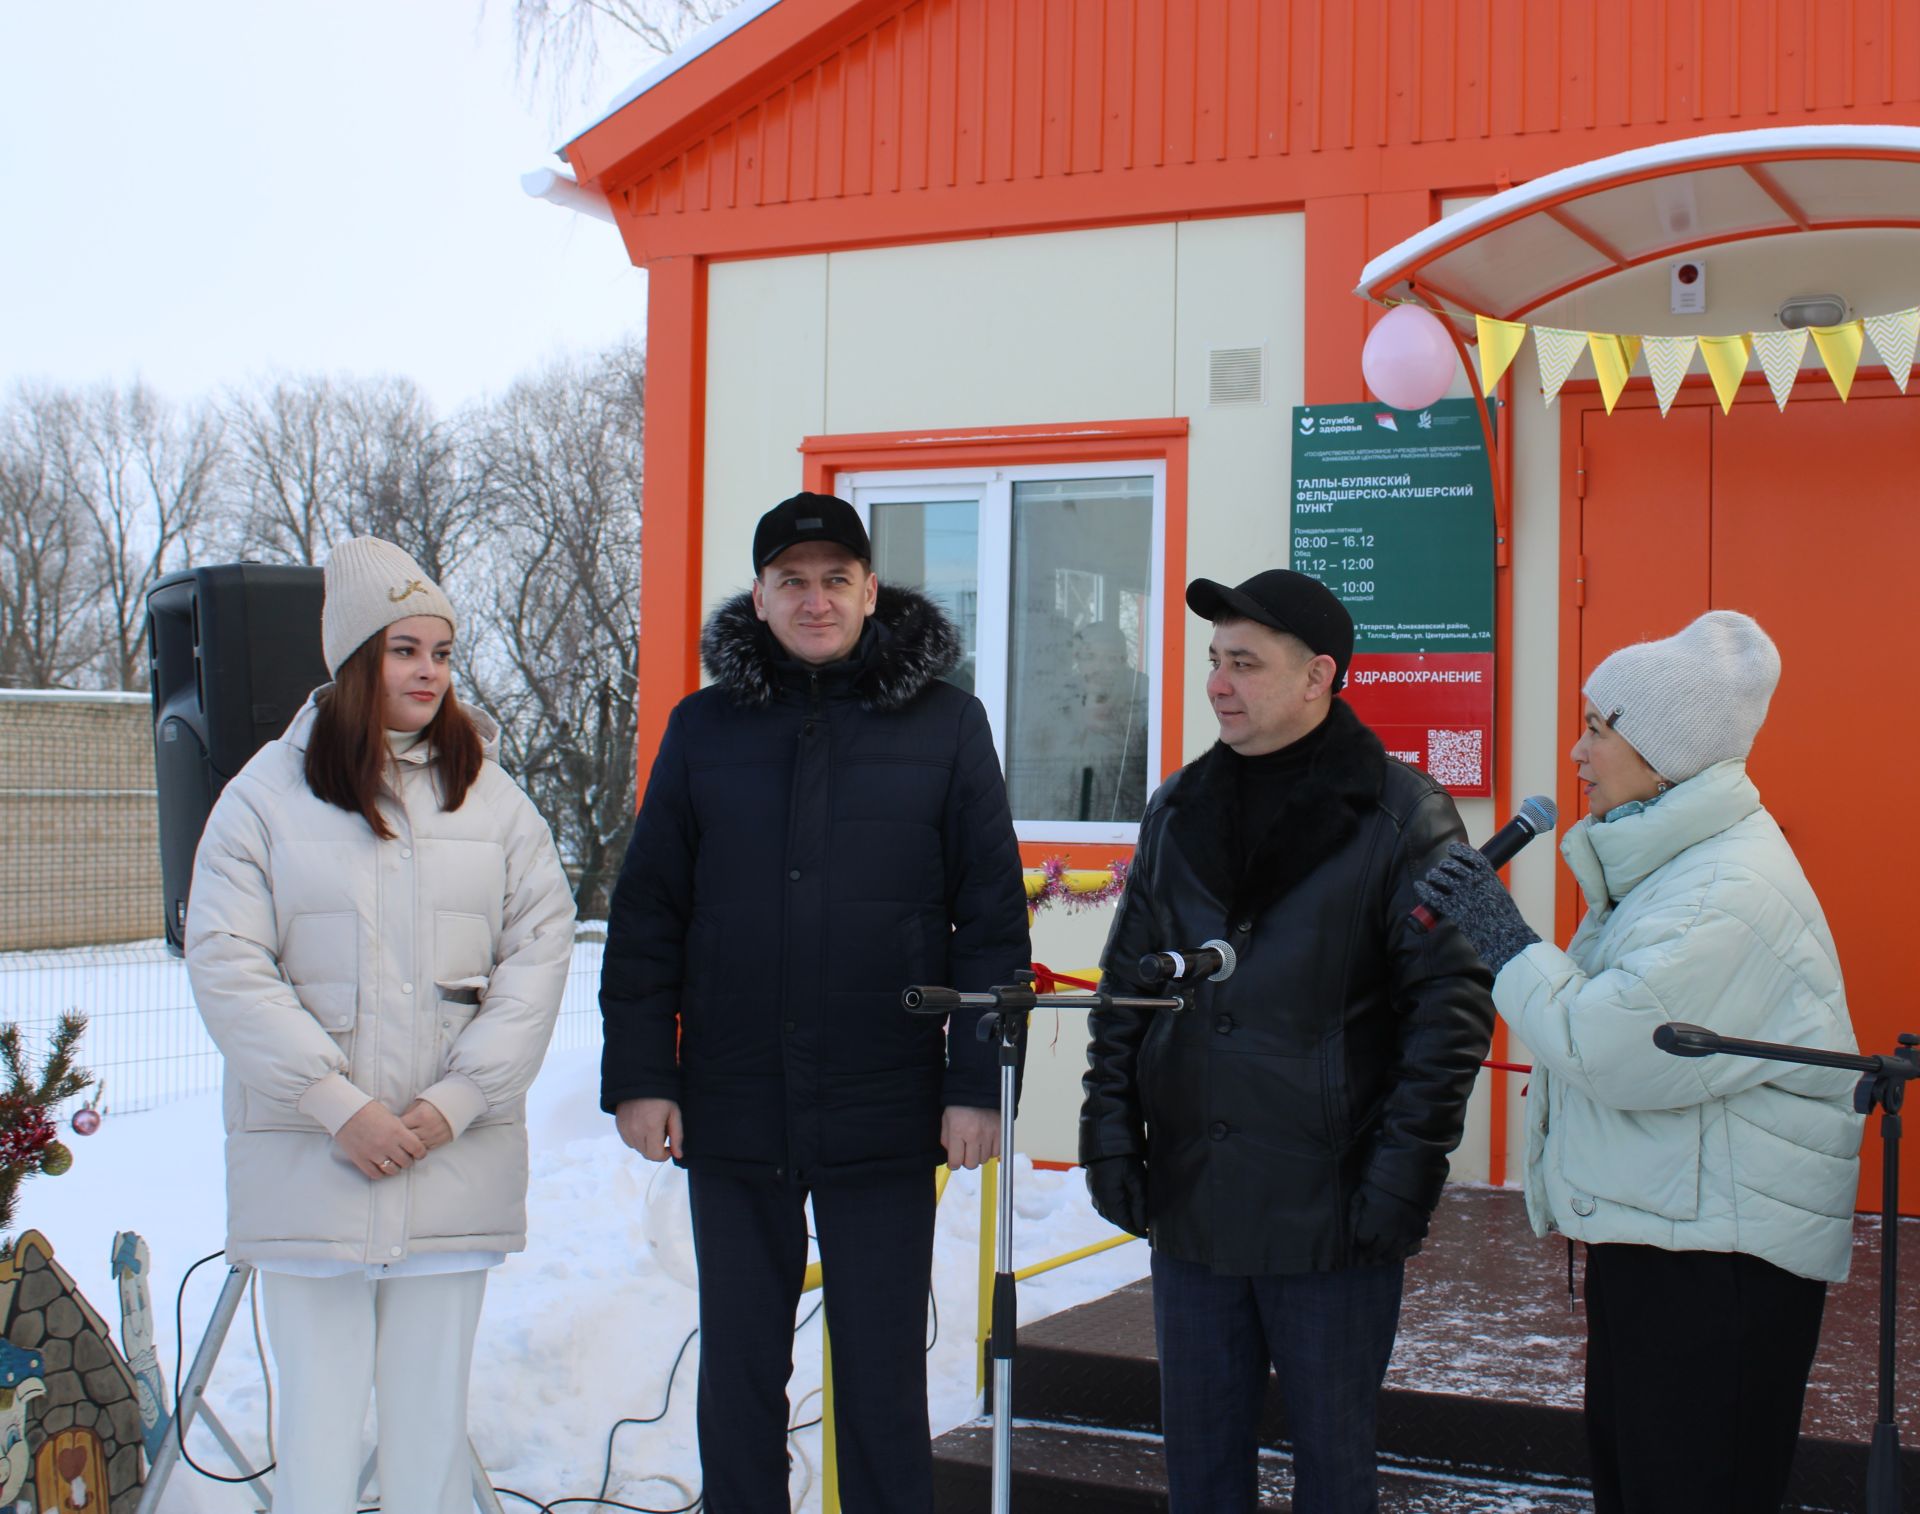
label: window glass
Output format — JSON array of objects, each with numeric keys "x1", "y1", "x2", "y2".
[
  {"x1": 1004, "y1": 477, "x2": 1154, "y2": 823},
  {"x1": 870, "y1": 500, "x2": 980, "y2": 692}
]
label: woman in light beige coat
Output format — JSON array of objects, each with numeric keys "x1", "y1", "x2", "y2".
[{"x1": 186, "y1": 538, "x2": 575, "y2": 1514}]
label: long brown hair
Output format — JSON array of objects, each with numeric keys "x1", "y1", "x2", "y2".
[{"x1": 304, "y1": 630, "x2": 485, "y2": 839}]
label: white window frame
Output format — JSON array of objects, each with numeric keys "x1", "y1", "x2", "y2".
[{"x1": 843, "y1": 460, "x2": 1167, "y2": 845}]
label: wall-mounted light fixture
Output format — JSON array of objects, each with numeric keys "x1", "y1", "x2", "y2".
[{"x1": 1776, "y1": 294, "x2": 1849, "y2": 329}]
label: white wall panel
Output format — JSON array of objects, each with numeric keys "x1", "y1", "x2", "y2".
[
  {"x1": 701, "y1": 255, "x2": 828, "y2": 625},
  {"x1": 1171, "y1": 213, "x2": 1305, "y2": 763},
  {"x1": 822, "y1": 226, "x2": 1176, "y2": 432}
]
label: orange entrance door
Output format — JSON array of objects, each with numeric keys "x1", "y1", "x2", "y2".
[{"x1": 1567, "y1": 377, "x2": 1920, "y2": 1213}]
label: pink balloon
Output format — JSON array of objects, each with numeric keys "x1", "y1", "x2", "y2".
[{"x1": 1361, "y1": 305, "x2": 1458, "y2": 411}]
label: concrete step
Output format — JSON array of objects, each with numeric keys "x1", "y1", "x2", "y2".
[
  {"x1": 930, "y1": 1420, "x2": 1598, "y2": 1512},
  {"x1": 1008, "y1": 1279, "x2": 1592, "y2": 1484},
  {"x1": 977, "y1": 1187, "x2": 1916, "y2": 1512}
]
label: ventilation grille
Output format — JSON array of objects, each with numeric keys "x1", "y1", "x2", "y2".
[{"x1": 1207, "y1": 345, "x2": 1266, "y2": 406}]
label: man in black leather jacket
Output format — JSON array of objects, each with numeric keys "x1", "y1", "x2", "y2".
[{"x1": 1078, "y1": 569, "x2": 1494, "y2": 1514}]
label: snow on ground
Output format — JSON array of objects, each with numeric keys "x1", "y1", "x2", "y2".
[{"x1": 20, "y1": 1042, "x2": 1147, "y2": 1511}]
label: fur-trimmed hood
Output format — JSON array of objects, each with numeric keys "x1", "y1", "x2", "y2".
[{"x1": 699, "y1": 584, "x2": 962, "y2": 712}]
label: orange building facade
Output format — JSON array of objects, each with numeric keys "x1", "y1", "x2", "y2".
[{"x1": 562, "y1": 0, "x2": 1920, "y2": 1204}]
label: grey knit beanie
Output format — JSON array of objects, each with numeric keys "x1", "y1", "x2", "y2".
[
  {"x1": 1583, "y1": 611, "x2": 1780, "y2": 783},
  {"x1": 320, "y1": 537, "x2": 458, "y2": 676}
]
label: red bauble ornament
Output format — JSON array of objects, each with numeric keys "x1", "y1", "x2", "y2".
[{"x1": 70, "y1": 1108, "x2": 101, "y2": 1136}]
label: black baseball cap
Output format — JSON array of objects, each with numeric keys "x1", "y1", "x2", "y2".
[
  {"x1": 1186, "y1": 569, "x2": 1355, "y2": 690},
  {"x1": 752, "y1": 492, "x2": 872, "y2": 573}
]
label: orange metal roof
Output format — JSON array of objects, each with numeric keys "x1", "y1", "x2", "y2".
[{"x1": 563, "y1": 0, "x2": 1920, "y2": 265}]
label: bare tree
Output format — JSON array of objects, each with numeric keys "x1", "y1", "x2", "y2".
[
  {"x1": 334, "y1": 378, "x2": 488, "y2": 583},
  {"x1": 0, "y1": 393, "x2": 94, "y2": 689},
  {"x1": 227, "y1": 375, "x2": 484, "y2": 581},
  {"x1": 506, "y1": 0, "x2": 741, "y2": 123},
  {"x1": 44, "y1": 384, "x2": 222, "y2": 690},
  {"x1": 226, "y1": 376, "x2": 340, "y2": 565},
  {"x1": 463, "y1": 340, "x2": 644, "y2": 917}
]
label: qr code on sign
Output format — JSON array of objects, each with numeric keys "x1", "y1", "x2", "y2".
[{"x1": 1427, "y1": 728, "x2": 1483, "y2": 788}]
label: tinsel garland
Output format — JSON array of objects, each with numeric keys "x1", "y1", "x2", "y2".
[
  {"x1": 1026, "y1": 856, "x2": 1129, "y2": 916},
  {"x1": 0, "y1": 1099, "x2": 54, "y2": 1171}
]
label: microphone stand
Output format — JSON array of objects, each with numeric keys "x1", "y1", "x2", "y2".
[
  {"x1": 1654, "y1": 1022, "x2": 1920, "y2": 1514},
  {"x1": 904, "y1": 972, "x2": 1181, "y2": 1514}
]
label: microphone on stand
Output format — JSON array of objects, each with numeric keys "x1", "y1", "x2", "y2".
[
  {"x1": 1137, "y1": 939, "x2": 1238, "y2": 985},
  {"x1": 1654, "y1": 1022, "x2": 1741, "y2": 1058},
  {"x1": 1410, "y1": 794, "x2": 1557, "y2": 932}
]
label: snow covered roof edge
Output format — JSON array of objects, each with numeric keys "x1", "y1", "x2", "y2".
[{"x1": 559, "y1": 0, "x2": 787, "y2": 160}]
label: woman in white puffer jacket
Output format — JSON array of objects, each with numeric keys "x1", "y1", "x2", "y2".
[
  {"x1": 186, "y1": 538, "x2": 575, "y2": 1514},
  {"x1": 1416, "y1": 611, "x2": 1861, "y2": 1514}
]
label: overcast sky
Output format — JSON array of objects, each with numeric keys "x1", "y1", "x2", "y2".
[{"x1": 1, "y1": 0, "x2": 650, "y2": 412}]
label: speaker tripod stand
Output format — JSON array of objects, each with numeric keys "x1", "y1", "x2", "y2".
[{"x1": 133, "y1": 1257, "x2": 505, "y2": 1514}]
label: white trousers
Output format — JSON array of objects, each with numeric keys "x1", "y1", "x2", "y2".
[{"x1": 262, "y1": 1268, "x2": 488, "y2": 1514}]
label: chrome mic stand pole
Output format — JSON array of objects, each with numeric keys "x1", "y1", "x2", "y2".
[
  {"x1": 987, "y1": 994, "x2": 1020, "y2": 1514},
  {"x1": 904, "y1": 974, "x2": 1180, "y2": 1514}
]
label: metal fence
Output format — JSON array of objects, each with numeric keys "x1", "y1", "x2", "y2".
[{"x1": 0, "y1": 934, "x2": 607, "y2": 1115}]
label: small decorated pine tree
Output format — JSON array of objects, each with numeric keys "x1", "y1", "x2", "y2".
[{"x1": 0, "y1": 1014, "x2": 91, "y2": 1256}]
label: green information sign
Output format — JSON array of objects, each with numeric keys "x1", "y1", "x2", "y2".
[
  {"x1": 1289, "y1": 398, "x2": 1498, "y2": 795},
  {"x1": 1289, "y1": 399, "x2": 1495, "y2": 651}
]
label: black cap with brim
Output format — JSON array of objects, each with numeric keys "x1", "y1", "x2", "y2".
[
  {"x1": 1187, "y1": 569, "x2": 1355, "y2": 690},
  {"x1": 753, "y1": 492, "x2": 872, "y2": 573}
]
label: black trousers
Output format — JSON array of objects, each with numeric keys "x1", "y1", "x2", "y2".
[
  {"x1": 1151, "y1": 1250, "x2": 1405, "y2": 1514},
  {"x1": 688, "y1": 1165, "x2": 937, "y2": 1514},
  {"x1": 1584, "y1": 1242, "x2": 1827, "y2": 1514}
]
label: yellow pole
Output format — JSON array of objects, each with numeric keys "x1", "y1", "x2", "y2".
[
  {"x1": 976, "y1": 1156, "x2": 998, "y2": 1395},
  {"x1": 1013, "y1": 1231, "x2": 1140, "y2": 1282},
  {"x1": 821, "y1": 1319, "x2": 838, "y2": 1513}
]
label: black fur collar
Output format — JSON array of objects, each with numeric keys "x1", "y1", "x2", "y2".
[
  {"x1": 1164, "y1": 698, "x2": 1388, "y2": 921},
  {"x1": 700, "y1": 584, "x2": 962, "y2": 712}
]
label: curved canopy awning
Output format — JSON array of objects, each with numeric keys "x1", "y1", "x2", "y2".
[{"x1": 1356, "y1": 125, "x2": 1920, "y2": 330}]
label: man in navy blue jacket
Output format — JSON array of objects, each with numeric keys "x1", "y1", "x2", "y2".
[{"x1": 600, "y1": 492, "x2": 1029, "y2": 1513}]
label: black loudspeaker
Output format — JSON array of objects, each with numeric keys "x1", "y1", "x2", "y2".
[{"x1": 147, "y1": 564, "x2": 330, "y2": 954}]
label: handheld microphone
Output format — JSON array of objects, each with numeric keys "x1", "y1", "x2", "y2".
[
  {"x1": 1137, "y1": 939, "x2": 1237, "y2": 985},
  {"x1": 1410, "y1": 794, "x2": 1557, "y2": 932},
  {"x1": 1652, "y1": 1022, "x2": 1722, "y2": 1058}
]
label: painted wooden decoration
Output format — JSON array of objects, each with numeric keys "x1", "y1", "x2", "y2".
[
  {"x1": 108, "y1": 1236, "x2": 165, "y2": 1461},
  {"x1": 0, "y1": 1339, "x2": 47, "y2": 1505},
  {"x1": 34, "y1": 1429, "x2": 107, "y2": 1512},
  {"x1": 0, "y1": 1233, "x2": 143, "y2": 1510}
]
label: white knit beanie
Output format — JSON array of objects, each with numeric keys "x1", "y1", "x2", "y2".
[
  {"x1": 1583, "y1": 610, "x2": 1780, "y2": 783},
  {"x1": 320, "y1": 537, "x2": 458, "y2": 676}
]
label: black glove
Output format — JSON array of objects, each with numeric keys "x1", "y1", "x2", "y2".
[
  {"x1": 1412, "y1": 840, "x2": 1541, "y2": 972},
  {"x1": 1348, "y1": 1183, "x2": 1430, "y2": 1264},
  {"x1": 1085, "y1": 1155, "x2": 1150, "y2": 1238}
]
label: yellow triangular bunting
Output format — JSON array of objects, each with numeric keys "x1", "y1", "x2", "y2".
[
  {"x1": 1750, "y1": 329, "x2": 1810, "y2": 411},
  {"x1": 1641, "y1": 335, "x2": 1697, "y2": 417},
  {"x1": 1697, "y1": 334, "x2": 1751, "y2": 414},
  {"x1": 1811, "y1": 320, "x2": 1865, "y2": 401},
  {"x1": 1864, "y1": 308, "x2": 1918, "y2": 393},
  {"x1": 1445, "y1": 301, "x2": 1920, "y2": 415},
  {"x1": 1475, "y1": 315, "x2": 1529, "y2": 394},
  {"x1": 1586, "y1": 333, "x2": 1641, "y2": 414},
  {"x1": 1534, "y1": 327, "x2": 1587, "y2": 408}
]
